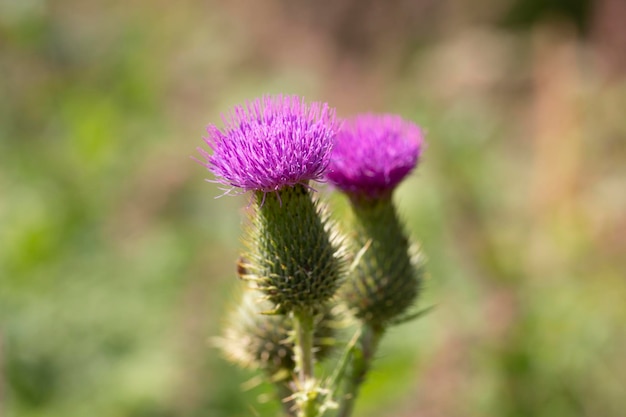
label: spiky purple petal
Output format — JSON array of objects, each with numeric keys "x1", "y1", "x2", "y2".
[
  {"x1": 198, "y1": 95, "x2": 338, "y2": 194},
  {"x1": 326, "y1": 114, "x2": 424, "y2": 198}
]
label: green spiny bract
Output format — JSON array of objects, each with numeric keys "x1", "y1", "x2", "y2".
[
  {"x1": 216, "y1": 289, "x2": 339, "y2": 378},
  {"x1": 340, "y1": 196, "x2": 424, "y2": 332},
  {"x1": 240, "y1": 184, "x2": 344, "y2": 314}
]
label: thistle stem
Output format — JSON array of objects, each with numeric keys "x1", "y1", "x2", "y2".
[
  {"x1": 294, "y1": 311, "x2": 315, "y2": 382},
  {"x1": 328, "y1": 328, "x2": 362, "y2": 393},
  {"x1": 293, "y1": 310, "x2": 317, "y2": 417},
  {"x1": 337, "y1": 324, "x2": 382, "y2": 417}
]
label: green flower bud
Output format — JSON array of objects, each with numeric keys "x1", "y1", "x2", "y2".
[
  {"x1": 340, "y1": 196, "x2": 424, "y2": 331},
  {"x1": 240, "y1": 184, "x2": 344, "y2": 314}
]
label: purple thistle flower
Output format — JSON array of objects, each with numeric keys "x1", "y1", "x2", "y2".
[
  {"x1": 326, "y1": 114, "x2": 424, "y2": 199},
  {"x1": 197, "y1": 95, "x2": 338, "y2": 195}
]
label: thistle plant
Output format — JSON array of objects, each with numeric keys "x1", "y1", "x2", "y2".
[
  {"x1": 197, "y1": 98, "x2": 427, "y2": 417},
  {"x1": 326, "y1": 114, "x2": 426, "y2": 416}
]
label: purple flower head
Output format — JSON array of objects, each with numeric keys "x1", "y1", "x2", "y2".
[
  {"x1": 197, "y1": 95, "x2": 338, "y2": 195},
  {"x1": 326, "y1": 114, "x2": 425, "y2": 199}
]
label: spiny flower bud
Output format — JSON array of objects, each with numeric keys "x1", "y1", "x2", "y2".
[
  {"x1": 197, "y1": 95, "x2": 344, "y2": 313},
  {"x1": 241, "y1": 185, "x2": 344, "y2": 313},
  {"x1": 342, "y1": 198, "x2": 425, "y2": 331},
  {"x1": 216, "y1": 289, "x2": 339, "y2": 376},
  {"x1": 326, "y1": 113, "x2": 426, "y2": 330}
]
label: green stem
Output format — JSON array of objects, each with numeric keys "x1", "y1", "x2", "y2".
[
  {"x1": 294, "y1": 311, "x2": 314, "y2": 382},
  {"x1": 327, "y1": 329, "x2": 362, "y2": 393},
  {"x1": 337, "y1": 324, "x2": 382, "y2": 417},
  {"x1": 293, "y1": 310, "x2": 317, "y2": 417}
]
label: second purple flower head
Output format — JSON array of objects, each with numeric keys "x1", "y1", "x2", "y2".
[{"x1": 327, "y1": 114, "x2": 425, "y2": 199}]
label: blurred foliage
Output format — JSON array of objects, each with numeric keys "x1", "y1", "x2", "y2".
[{"x1": 1, "y1": 0, "x2": 625, "y2": 417}]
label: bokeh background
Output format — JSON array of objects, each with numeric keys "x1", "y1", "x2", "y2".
[{"x1": 2, "y1": 0, "x2": 626, "y2": 416}]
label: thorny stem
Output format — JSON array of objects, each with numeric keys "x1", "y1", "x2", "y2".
[
  {"x1": 293, "y1": 310, "x2": 317, "y2": 417},
  {"x1": 294, "y1": 311, "x2": 314, "y2": 383},
  {"x1": 327, "y1": 328, "x2": 362, "y2": 394},
  {"x1": 337, "y1": 324, "x2": 382, "y2": 417}
]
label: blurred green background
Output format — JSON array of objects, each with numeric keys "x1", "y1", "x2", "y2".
[{"x1": 2, "y1": 0, "x2": 625, "y2": 416}]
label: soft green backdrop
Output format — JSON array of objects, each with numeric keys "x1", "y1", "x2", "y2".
[{"x1": 2, "y1": 0, "x2": 625, "y2": 416}]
